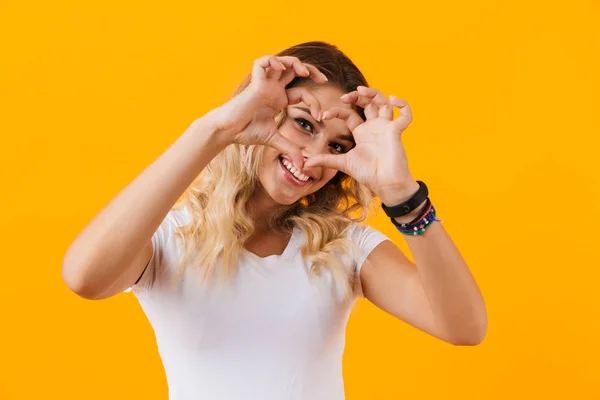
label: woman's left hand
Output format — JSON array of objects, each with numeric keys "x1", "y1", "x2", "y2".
[{"x1": 302, "y1": 86, "x2": 418, "y2": 204}]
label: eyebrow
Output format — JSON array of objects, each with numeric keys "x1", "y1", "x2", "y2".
[{"x1": 292, "y1": 106, "x2": 355, "y2": 144}]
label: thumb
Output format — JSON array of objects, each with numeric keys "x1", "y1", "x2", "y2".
[
  {"x1": 267, "y1": 133, "x2": 304, "y2": 171},
  {"x1": 303, "y1": 153, "x2": 348, "y2": 174}
]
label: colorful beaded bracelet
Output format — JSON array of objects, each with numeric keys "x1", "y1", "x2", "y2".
[{"x1": 389, "y1": 198, "x2": 442, "y2": 236}]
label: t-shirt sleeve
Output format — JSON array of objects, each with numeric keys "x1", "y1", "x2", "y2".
[
  {"x1": 346, "y1": 222, "x2": 392, "y2": 298},
  {"x1": 124, "y1": 204, "x2": 192, "y2": 294}
]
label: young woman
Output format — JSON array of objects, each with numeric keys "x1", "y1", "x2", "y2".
[{"x1": 62, "y1": 41, "x2": 487, "y2": 399}]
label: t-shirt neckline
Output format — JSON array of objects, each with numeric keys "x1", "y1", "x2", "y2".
[{"x1": 244, "y1": 226, "x2": 300, "y2": 262}]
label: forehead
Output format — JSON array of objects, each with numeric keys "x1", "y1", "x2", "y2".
[
  {"x1": 306, "y1": 85, "x2": 353, "y2": 110},
  {"x1": 289, "y1": 84, "x2": 355, "y2": 137}
]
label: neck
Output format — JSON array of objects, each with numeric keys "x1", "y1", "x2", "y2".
[{"x1": 246, "y1": 186, "x2": 289, "y2": 233}]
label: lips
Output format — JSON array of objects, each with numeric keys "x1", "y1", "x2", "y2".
[
  {"x1": 278, "y1": 157, "x2": 313, "y2": 187},
  {"x1": 278, "y1": 156, "x2": 318, "y2": 181}
]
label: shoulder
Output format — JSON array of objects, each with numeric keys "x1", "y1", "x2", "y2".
[
  {"x1": 126, "y1": 203, "x2": 194, "y2": 294},
  {"x1": 152, "y1": 202, "x2": 194, "y2": 264},
  {"x1": 165, "y1": 202, "x2": 194, "y2": 228},
  {"x1": 147, "y1": 203, "x2": 194, "y2": 254},
  {"x1": 343, "y1": 221, "x2": 392, "y2": 272},
  {"x1": 344, "y1": 221, "x2": 391, "y2": 249}
]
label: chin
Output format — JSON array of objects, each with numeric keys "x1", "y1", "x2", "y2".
[{"x1": 267, "y1": 191, "x2": 301, "y2": 206}]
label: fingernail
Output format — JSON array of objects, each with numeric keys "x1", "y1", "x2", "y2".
[{"x1": 303, "y1": 66, "x2": 310, "y2": 75}]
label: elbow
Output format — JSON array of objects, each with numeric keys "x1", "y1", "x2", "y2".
[
  {"x1": 62, "y1": 264, "x2": 97, "y2": 300},
  {"x1": 448, "y1": 329, "x2": 486, "y2": 346},
  {"x1": 62, "y1": 253, "x2": 105, "y2": 300},
  {"x1": 447, "y1": 317, "x2": 488, "y2": 347},
  {"x1": 448, "y1": 299, "x2": 489, "y2": 346}
]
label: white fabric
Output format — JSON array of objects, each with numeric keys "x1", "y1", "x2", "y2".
[{"x1": 127, "y1": 205, "x2": 390, "y2": 400}]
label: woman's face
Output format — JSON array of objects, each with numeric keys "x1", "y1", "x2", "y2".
[{"x1": 257, "y1": 84, "x2": 356, "y2": 206}]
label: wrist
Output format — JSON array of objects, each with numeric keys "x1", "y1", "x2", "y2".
[
  {"x1": 392, "y1": 199, "x2": 428, "y2": 224},
  {"x1": 378, "y1": 180, "x2": 428, "y2": 224},
  {"x1": 205, "y1": 90, "x2": 255, "y2": 140},
  {"x1": 189, "y1": 112, "x2": 234, "y2": 149},
  {"x1": 378, "y1": 179, "x2": 420, "y2": 206}
]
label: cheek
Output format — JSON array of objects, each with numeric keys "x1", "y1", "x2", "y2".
[
  {"x1": 258, "y1": 148, "x2": 278, "y2": 172},
  {"x1": 256, "y1": 149, "x2": 276, "y2": 183},
  {"x1": 279, "y1": 122, "x2": 309, "y2": 144},
  {"x1": 305, "y1": 169, "x2": 340, "y2": 196},
  {"x1": 261, "y1": 146, "x2": 278, "y2": 160},
  {"x1": 322, "y1": 168, "x2": 339, "y2": 183}
]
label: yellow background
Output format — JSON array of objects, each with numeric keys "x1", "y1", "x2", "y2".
[{"x1": 1, "y1": 0, "x2": 599, "y2": 398}]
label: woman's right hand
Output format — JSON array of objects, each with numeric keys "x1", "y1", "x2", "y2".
[{"x1": 210, "y1": 55, "x2": 328, "y2": 170}]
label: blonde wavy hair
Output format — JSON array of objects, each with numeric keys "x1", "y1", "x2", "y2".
[{"x1": 171, "y1": 41, "x2": 381, "y2": 302}]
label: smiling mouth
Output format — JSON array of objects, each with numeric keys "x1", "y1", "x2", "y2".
[{"x1": 278, "y1": 156, "x2": 314, "y2": 185}]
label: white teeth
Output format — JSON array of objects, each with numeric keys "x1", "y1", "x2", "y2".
[
  {"x1": 294, "y1": 171, "x2": 308, "y2": 181},
  {"x1": 281, "y1": 158, "x2": 310, "y2": 182}
]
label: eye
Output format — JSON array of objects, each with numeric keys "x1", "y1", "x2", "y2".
[
  {"x1": 294, "y1": 118, "x2": 314, "y2": 134},
  {"x1": 330, "y1": 142, "x2": 347, "y2": 154}
]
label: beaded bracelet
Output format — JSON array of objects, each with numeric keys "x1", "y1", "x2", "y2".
[
  {"x1": 389, "y1": 197, "x2": 443, "y2": 236},
  {"x1": 406, "y1": 197, "x2": 433, "y2": 225}
]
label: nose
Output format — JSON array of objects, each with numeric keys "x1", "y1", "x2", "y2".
[
  {"x1": 300, "y1": 137, "x2": 328, "y2": 161},
  {"x1": 301, "y1": 150, "x2": 317, "y2": 166}
]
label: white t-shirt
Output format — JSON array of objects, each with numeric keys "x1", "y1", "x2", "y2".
[{"x1": 126, "y1": 205, "x2": 390, "y2": 400}]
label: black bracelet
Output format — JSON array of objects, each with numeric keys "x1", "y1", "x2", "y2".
[
  {"x1": 388, "y1": 197, "x2": 431, "y2": 230},
  {"x1": 381, "y1": 181, "x2": 429, "y2": 218}
]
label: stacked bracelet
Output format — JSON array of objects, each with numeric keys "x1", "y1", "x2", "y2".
[{"x1": 389, "y1": 197, "x2": 443, "y2": 236}]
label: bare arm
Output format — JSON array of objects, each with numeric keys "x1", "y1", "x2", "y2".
[
  {"x1": 62, "y1": 55, "x2": 328, "y2": 300},
  {"x1": 62, "y1": 113, "x2": 230, "y2": 300},
  {"x1": 361, "y1": 183, "x2": 487, "y2": 346}
]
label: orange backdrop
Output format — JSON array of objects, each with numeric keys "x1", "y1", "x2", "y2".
[{"x1": 1, "y1": 0, "x2": 599, "y2": 398}]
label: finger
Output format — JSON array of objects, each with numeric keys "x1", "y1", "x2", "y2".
[
  {"x1": 268, "y1": 133, "x2": 305, "y2": 171},
  {"x1": 303, "y1": 153, "x2": 348, "y2": 174},
  {"x1": 342, "y1": 86, "x2": 391, "y2": 120},
  {"x1": 378, "y1": 102, "x2": 394, "y2": 120},
  {"x1": 279, "y1": 68, "x2": 299, "y2": 86},
  {"x1": 356, "y1": 86, "x2": 389, "y2": 106},
  {"x1": 286, "y1": 87, "x2": 323, "y2": 121},
  {"x1": 276, "y1": 56, "x2": 311, "y2": 78},
  {"x1": 302, "y1": 63, "x2": 328, "y2": 84},
  {"x1": 321, "y1": 107, "x2": 363, "y2": 132},
  {"x1": 390, "y1": 96, "x2": 413, "y2": 130},
  {"x1": 276, "y1": 57, "x2": 328, "y2": 85},
  {"x1": 278, "y1": 63, "x2": 308, "y2": 86},
  {"x1": 340, "y1": 91, "x2": 377, "y2": 120},
  {"x1": 252, "y1": 55, "x2": 273, "y2": 80},
  {"x1": 357, "y1": 86, "x2": 393, "y2": 120},
  {"x1": 266, "y1": 55, "x2": 286, "y2": 80},
  {"x1": 364, "y1": 102, "x2": 379, "y2": 120},
  {"x1": 339, "y1": 91, "x2": 369, "y2": 107}
]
